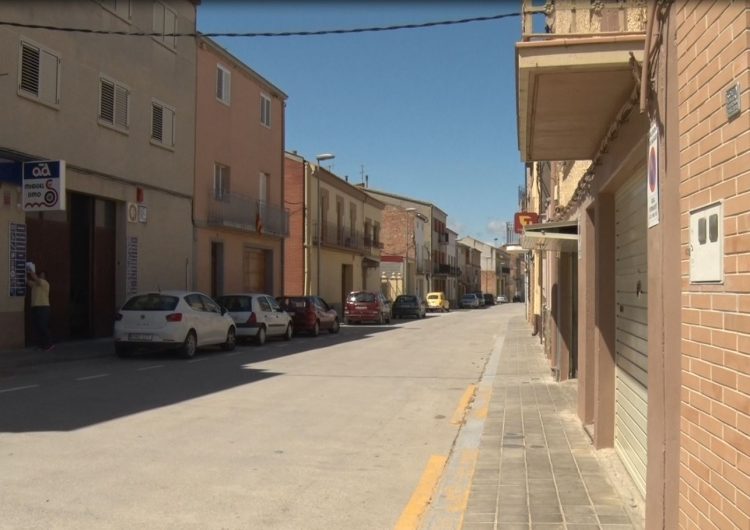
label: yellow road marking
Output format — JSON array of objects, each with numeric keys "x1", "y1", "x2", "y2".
[
  {"x1": 471, "y1": 387, "x2": 491, "y2": 421},
  {"x1": 451, "y1": 384, "x2": 477, "y2": 424},
  {"x1": 394, "y1": 455, "x2": 448, "y2": 530}
]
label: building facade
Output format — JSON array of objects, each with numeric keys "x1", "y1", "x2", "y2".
[
  {"x1": 516, "y1": 1, "x2": 749, "y2": 528},
  {"x1": 0, "y1": 0, "x2": 198, "y2": 348},
  {"x1": 283, "y1": 153, "x2": 385, "y2": 312},
  {"x1": 193, "y1": 36, "x2": 287, "y2": 298}
]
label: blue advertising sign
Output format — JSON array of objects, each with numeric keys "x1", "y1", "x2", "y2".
[{"x1": 22, "y1": 160, "x2": 66, "y2": 211}]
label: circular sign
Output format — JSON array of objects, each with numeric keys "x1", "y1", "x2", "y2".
[{"x1": 648, "y1": 145, "x2": 657, "y2": 192}]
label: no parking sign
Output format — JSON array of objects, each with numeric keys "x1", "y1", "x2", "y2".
[{"x1": 647, "y1": 123, "x2": 659, "y2": 228}]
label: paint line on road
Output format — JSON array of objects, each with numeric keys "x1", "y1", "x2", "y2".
[
  {"x1": 75, "y1": 373, "x2": 109, "y2": 381},
  {"x1": 451, "y1": 384, "x2": 476, "y2": 425},
  {"x1": 0, "y1": 384, "x2": 40, "y2": 393},
  {"x1": 137, "y1": 364, "x2": 165, "y2": 371},
  {"x1": 394, "y1": 454, "x2": 447, "y2": 530}
]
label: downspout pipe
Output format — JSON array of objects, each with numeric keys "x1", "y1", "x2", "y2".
[{"x1": 640, "y1": 0, "x2": 658, "y2": 113}]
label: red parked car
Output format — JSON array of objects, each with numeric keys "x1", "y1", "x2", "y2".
[
  {"x1": 344, "y1": 291, "x2": 391, "y2": 325},
  {"x1": 276, "y1": 296, "x2": 340, "y2": 336}
]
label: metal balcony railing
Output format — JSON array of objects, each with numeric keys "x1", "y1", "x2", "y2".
[
  {"x1": 207, "y1": 189, "x2": 289, "y2": 237},
  {"x1": 312, "y1": 222, "x2": 383, "y2": 257},
  {"x1": 433, "y1": 264, "x2": 460, "y2": 276}
]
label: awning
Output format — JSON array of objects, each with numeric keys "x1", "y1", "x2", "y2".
[
  {"x1": 362, "y1": 257, "x2": 380, "y2": 268},
  {"x1": 521, "y1": 220, "x2": 579, "y2": 253},
  {"x1": 516, "y1": 35, "x2": 645, "y2": 162}
]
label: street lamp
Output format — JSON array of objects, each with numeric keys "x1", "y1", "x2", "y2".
[{"x1": 316, "y1": 153, "x2": 335, "y2": 295}]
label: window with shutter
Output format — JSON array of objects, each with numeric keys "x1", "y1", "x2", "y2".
[
  {"x1": 151, "y1": 100, "x2": 176, "y2": 147},
  {"x1": 99, "y1": 77, "x2": 129, "y2": 131},
  {"x1": 217, "y1": 65, "x2": 231, "y2": 104},
  {"x1": 18, "y1": 40, "x2": 60, "y2": 106},
  {"x1": 214, "y1": 164, "x2": 230, "y2": 201},
  {"x1": 260, "y1": 93, "x2": 271, "y2": 127}
]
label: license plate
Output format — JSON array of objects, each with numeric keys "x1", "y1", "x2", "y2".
[{"x1": 129, "y1": 333, "x2": 153, "y2": 341}]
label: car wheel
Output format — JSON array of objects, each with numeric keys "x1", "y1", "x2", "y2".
[
  {"x1": 284, "y1": 324, "x2": 292, "y2": 341},
  {"x1": 222, "y1": 327, "x2": 236, "y2": 351},
  {"x1": 377, "y1": 313, "x2": 384, "y2": 325},
  {"x1": 329, "y1": 319, "x2": 340, "y2": 334},
  {"x1": 180, "y1": 331, "x2": 197, "y2": 359},
  {"x1": 256, "y1": 326, "x2": 266, "y2": 346},
  {"x1": 114, "y1": 343, "x2": 133, "y2": 358},
  {"x1": 312, "y1": 321, "x2": 320, "y2": 337}
]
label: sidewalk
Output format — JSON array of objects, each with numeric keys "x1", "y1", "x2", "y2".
[
  {"x1": 0, "y1": 337, "x2": 113, "y2": 376},
  {"x1": 424, "y1": 313, "x2": 644, "y2": 530}
]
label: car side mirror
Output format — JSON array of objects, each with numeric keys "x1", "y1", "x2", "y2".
[{"x1": 220, "y1": 306, "x2": 227, "y2": 315}]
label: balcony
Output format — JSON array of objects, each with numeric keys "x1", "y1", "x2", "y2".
[
  {"x1": 433, "y1": 264, "x2": 460, "y2": 277},
  {"x1": 436, "y1": 232, "x2": 449, "y2": 245},
  {"x1": 313, "y1": 222, "x2": 383, "y2": 258},
  {"x1": 517, "y1": 1, "x2": 646, "y2": 162},
  {"x1": 207, "y1": 190, "x2": 288, "y2": 237}
]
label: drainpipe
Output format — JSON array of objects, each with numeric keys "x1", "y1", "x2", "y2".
[
  {"x1": 640, "y1": 0, "x2": 657, "y2": 113},
  {"x1": 303, "y1": 160, "x2": 310, "y2": 295}
]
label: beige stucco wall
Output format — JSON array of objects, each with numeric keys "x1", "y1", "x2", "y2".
[{"x1": 193, "y1": 37, "x2": 286, "y2": 297}]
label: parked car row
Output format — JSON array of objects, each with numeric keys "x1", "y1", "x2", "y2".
[
  {"x1": 114, "y1": 290, "x2": 341, "y2": 358},
  {"x1": 114, "y1": 288, "x2": 480, "y2": 359}
]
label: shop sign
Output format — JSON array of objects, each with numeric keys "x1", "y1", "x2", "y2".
[
  {"x1": 22, "y1": 160, "x2": 66, "y2": 211},
  {"x1": 514, "y1": 211, "x2": 539, "y2": 234},
  {"x1": 9, "y1": 223, "x2": 27, "y2": 296}
]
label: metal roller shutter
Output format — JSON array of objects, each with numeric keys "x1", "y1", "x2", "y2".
[{"x1": 614, "y1": 173, "x2": 648, "y2": 497}]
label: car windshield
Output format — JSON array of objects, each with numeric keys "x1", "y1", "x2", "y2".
[
  {"x1": 348, "y1": 292, "x2": 375, "y2": 303},
  {"x1": 216, "y1": 295, "x2": 252, "y2": 312},
  {"x1": 395, "y1": 296, "x2": 417, "y2": 304},
  {"x1": 277, "y1": 297, "x2": 309, "y2": 311},
  {"x1": 122, "y1": 294, "x2": 179, "y2": 311},
  {"x1": 427, "y1": 294, "x2": 439, "y2": 299}
]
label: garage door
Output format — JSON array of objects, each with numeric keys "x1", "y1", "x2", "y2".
[
  {"x1": 614, "y1": 172, "x2": 648, "y2": 497},
  {"x1": 243, "y1": 247, "x2": 267, "y2": 293}
]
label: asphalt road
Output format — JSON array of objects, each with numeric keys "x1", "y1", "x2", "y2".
[{"x1": 0, "y1": 305, "x2": 516, "y2": 530}]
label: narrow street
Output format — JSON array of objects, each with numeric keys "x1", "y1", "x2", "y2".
[{"x1": 1, "y1": 306, "x2": 513, "y2": 529}]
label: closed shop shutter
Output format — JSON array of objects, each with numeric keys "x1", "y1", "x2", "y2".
[
  {"x1": 243, "y1": 247, "x2": 266, "y2": 293},
  {"x1": 614, "y1": 173, "x2": 648, "y2": 497}
]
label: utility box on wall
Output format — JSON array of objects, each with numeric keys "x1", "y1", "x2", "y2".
[{"x1": 689, "y1": 202, "x2": 723, "y2": 283}]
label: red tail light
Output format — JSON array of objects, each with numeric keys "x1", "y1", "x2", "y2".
[
  {"x1": 114, "y1": 312, "x2": 123, "y2": 321},
  {"x1": 166, "y1": 313, "x2": 183, "y2": 322},
  {"x1": 246, "y1": 312, "x2": 257, "y2": 325}
]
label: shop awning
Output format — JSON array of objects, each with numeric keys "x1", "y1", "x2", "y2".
[
  {"x1": 521, "y1": 220, "x2": 579, "y2": 253},
  {"x1": 516, "y1": 34, "x2": 645, "y2": 162}
]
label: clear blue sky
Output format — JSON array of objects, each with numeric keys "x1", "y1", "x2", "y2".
[{"x1": 197, "y1": 1, "x2": 525, "y2": 244}]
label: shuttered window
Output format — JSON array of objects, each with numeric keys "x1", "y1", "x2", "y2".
[
  {"x1": 99, "y1": 0, "x2": 132, "y2": 20},
  {"x1": 151, "y1": 100, "x2": 175, "y2": 147},
  {"x1": 19, "y1": 40, "x2": 60, "y2": 106},
  {"x1": 213, "y1": 163, "x2": 230, "y2": 201},
  {"x1": 260, "y1": 93, "x2": 271, "y2": 127},
  {"x1": 216, "y1": 64, "x2": 231, "y2": 104},
  {"x1": 99, "y1": 77, "x2": 130, "y2": 130},
  {"x1": 152, "y1": 1, "x2": 177, "y2": 49}
]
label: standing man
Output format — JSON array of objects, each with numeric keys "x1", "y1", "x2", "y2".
[{"x1": 27, "y1": 265, "x2": 53, "y2": 351}]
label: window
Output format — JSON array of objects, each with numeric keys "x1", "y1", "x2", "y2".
[
  {"x1": 151, "y1": 100, "x2": 175, "y2": 147},
  {"x1": 99, "y1": 0, "x2": 132, "y2": 21},
  {"x1": 260, "y1": 93, "x2": 271, "y2": 127},
  {"x1": 99, "y1": 77, "x2": 130, "y2": 130},
  {"x1": 18, "y1": 40, "x2": 60, "y2": 106},
  {"x1": 213, "y1": 163, "x2": 230, "y2": 201},
  {"x1": 216, "y1": 64, "x2": 231, "y2": 105},
  {"x1": 152, "y1": 1, "x2": 177, "y2": 49}
]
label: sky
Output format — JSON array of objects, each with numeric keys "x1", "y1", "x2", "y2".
[{"x1": 197, "y1": 1, "x2": 526, "y2": 245}]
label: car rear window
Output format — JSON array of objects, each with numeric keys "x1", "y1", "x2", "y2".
[
  {"x1": 122, "y1": 294, "x2": 178, "y2": 311},
  {"x1": 348, "y1": 292, "x2": 375, "y2": 303},
  {"x1": 278, "y1": 297, "x2": 309, "y2": 311},
  {"x1": 396, "y1": 296, "x2": 417, "y2": 303},
  {"x1": 216, "y1": 295, "x2": 252, "y2": 312},
  {"x1": 427, "y1": 294, "x2": 438, "y2": 299}
]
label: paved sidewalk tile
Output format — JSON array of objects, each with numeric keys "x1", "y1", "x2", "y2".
[{"x1": 461, "y1": 316, "x2": 640, "y2": 530}]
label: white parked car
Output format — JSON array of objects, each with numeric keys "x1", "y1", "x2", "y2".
[
  {"x1": 496, "y1": 295, "x2": 508, "y2": 304},
  {"x1": 215, "y1": 293, "x2": 293, "y2": 345},
  {"x1": 114, "y1": 291, "x2": 236, "y2": 358}
]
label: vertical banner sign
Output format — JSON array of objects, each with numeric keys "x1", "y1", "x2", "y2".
[
  {"x1": 22, "y1": 160, "x2": 66, "y2": 211},
  {"x1": 647, "y1": 122, "x2": 660, "y2": 227},
  {"x1": 126, "y1": 236, "x2": 138, "y2": 296},
  {"x1": 9, "y1": 223, "x2": 27, "y2": 296}
]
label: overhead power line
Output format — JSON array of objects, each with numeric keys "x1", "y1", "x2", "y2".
[{"x1": 0, "y1": 12, "x2": 520, "y2": 38}]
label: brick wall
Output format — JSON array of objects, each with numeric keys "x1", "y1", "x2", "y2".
[
  {"x1": 283, "y1": 155, "x2": 305, "y2": 295},
  {"x1": 677, "y1": 2, "x2": 750, "y2": 528},
  {"x1": 381, "y1": 205, "x2": 409, "y2": 257}
]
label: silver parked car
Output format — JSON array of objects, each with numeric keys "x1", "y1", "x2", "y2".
[
  {"x1": 114, "y1": 291, "x2": 236, "y2": 358},
  {"x1": 459, "y1": 293, "x2": 481, "y2": 309},
  {"x1": 215, "y1": 293, "x2": 293, "y2": 345}
]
